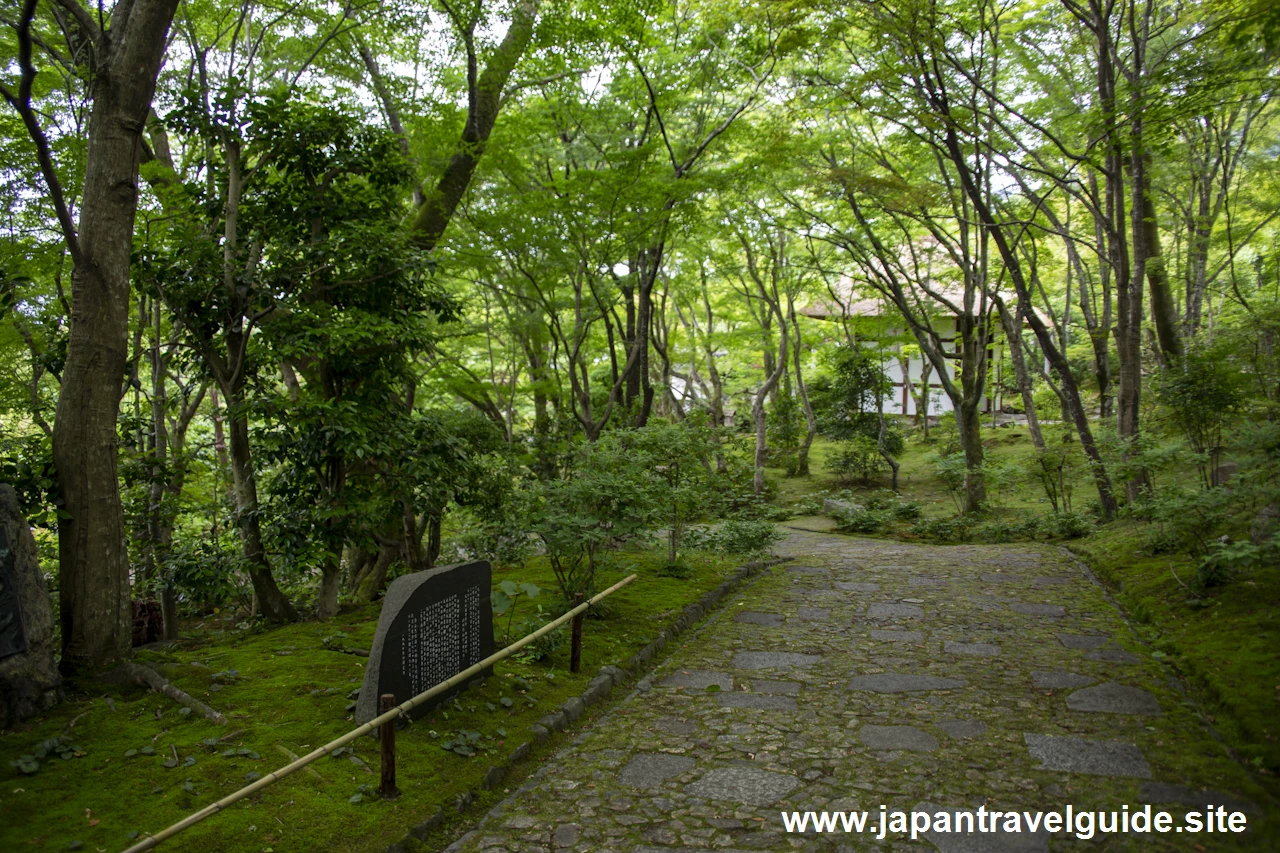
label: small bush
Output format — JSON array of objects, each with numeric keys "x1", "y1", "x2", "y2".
[
  {"x1": 909, "y1": 515, "x2": 971, "y2": 542},
  {"x1": 684, "y1": 519, "x2": 783, "y2": 557},
  {"x1": 836, "y1": 507, "x2": 886, "y2": 533},
  {"x1": 829, "y1": 435, "x2": 884, "y2": 484}
]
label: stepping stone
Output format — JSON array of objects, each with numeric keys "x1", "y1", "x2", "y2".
[
  {"x1": 1087, "y1": 649, "x2": 1142, "y2": 664},
  {"x1": 1031, "y1": 671, "x2": 1096, "y2": 689},
  {"x1": 788, "y1": 565, "x2": 828, "y2": 574},
  {"x1": 1009, "y1": 603, "x2": 1066, "y2": 617},
  {"x1": 734, "y1": 611, "x2": 784, "y2": 627},
  {"x1": 1032, "y1": 577, "x2": 1070, "y2": 588},
  {"x1": 980, "y1": 573, "x2": 1020, "y2": 583},
  {"x1": 1023, "y1": 733, "x2": 1151, "y2": 778},
  {"x1": 849, "y1": 674, "x2": 967, "y2": 693},
  {"x1": 796, "y1": 607, "x2": 829, "y2": 621},
  {"x1": 872, "y1": 656, "x2": 914, "y2": 667},
  {"x1": 867, "y1": 602, "x2": 925, "y2": 618},
  {"x1": 552, "y1": 824, "x2": 581, "y2": 847},
  {"x1": 836, "y1": 581, "x2": 880, "y2": 593},
  {"x1": 1056, "y1": 633, "x2": 1109, "y2": 650},
  {"x1": 619, "y1": 753, "x2": 697, "y2": 788},
  {"x1": 909, "y1": 577, "x2": 949, "y2": 587},
  {"x1": 916, "y1": 801, "x2": 1050, "y2": 852},
  {"x1": 859, "y1": 724, "x2": 939, "y2": 752},
  {"x1": 937, "y1": 719, "x2": 987, "y2": 738},
  {"x1": 1066, "y1": 683, "x2": 1162, "y2": 716},
  {"x1": 871, "y1": 629, "x2": 925, "y2": 643},
  {"x1": 751, "y1": 680, "x2": 801, "y2": 695},
  {"x1": 686, "y1": 765, "x2": 800, "y2": 806},
  {"x1": 731, "y1": 651, "x2": 822, "y2": 670},
  {"x1": 654, "y1": 717, "x2": 697, "y2": 736},
  {"x1": 718, "y1": 692, "x2": 797, "y2": 711},
  {"x1": 661, "y1": 670, "x2": 734, "y2": 691},
  {"x1": 945, "y1": 641, "x2": 1001, "y2": 657},
  {"x1": 1138, "y1": 782, "x2": 1260, "y2": 815}
]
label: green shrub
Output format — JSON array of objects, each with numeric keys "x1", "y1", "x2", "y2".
[
  {"x1": 829, "y1": 435, "x2": 885, "y2": 484},
  {"x1": 836, "y1": 507, "x2": 886, "y2": 533}
]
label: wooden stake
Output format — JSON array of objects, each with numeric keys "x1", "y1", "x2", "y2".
[
  {"x1": 379, "y1": 694, "x2": 399, "y2": 799},
  {"x1": 569, "y1": 592, "x2": 584, "y2": 673}
]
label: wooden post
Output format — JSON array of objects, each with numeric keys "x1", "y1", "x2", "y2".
[
  {"x1": 379, "y1": 693, "x2": 399, "y2": 799},
  {"x1": 570, "y1": 592, "x2": 584, "y2": 673}
]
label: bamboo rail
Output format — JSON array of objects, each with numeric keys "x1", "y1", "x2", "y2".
[{"x1": 121, "y1": 574, "x2": 638, "y2": 853}]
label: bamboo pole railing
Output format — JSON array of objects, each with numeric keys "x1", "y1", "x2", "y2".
[{"x1": 121, "y1": 574, "x2": 638, "y2": 853}]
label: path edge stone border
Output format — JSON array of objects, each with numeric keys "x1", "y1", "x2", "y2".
[{"x1": 380, "y1": 555, "x2": 791, "y2": 853}]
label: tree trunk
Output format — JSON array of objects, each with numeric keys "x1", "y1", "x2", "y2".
[
  {"x1": 224, "y1": 397, "x2": 298, "y2": 622},
  {"x1": 789, "y1": 303, "x2": 818, "y2": 477},
  {"x1": 36, "y1": 0, "x2": 183, "y2": 675},
  {"x1": 354, "y1": 542, "x2": 398, "y2": 604},
  {"x1": 995, "y1": 296, "x2": 1045, "y2": 450},
  {"x1": 752, "y1": 323, "x2": 788, "y2": 495},
  {"x1": 410, "y1": 0, "x2": 540, "y2": 250},
  {"x1": 1140, "y1": 179, "x2": 1183, "y2": 363}
]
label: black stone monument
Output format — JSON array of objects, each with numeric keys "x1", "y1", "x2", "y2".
[
  {"x1": 0, "y1": 528, "x2": 28, "y2": 660},
  {"x1": 355, "y1": 561, "x2": 494, "y2": 725}
]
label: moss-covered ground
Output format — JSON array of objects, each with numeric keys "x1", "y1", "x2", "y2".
[{"x1": 0, "y1": 548, "x2": 740, "y2": 853}]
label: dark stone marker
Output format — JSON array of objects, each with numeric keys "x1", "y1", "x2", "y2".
[
  {"x1": 0, "y1": 527, "x2": 27, "y2": 660},
  {"x1": 356, "y1": 561, "x2": 493, "y2": 725},
  {"x1": 0, "y1": 485, "x2": 60, "y2": 729}
]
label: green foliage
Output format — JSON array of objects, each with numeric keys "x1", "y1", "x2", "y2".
[
  {"x1": 1154, "y1": 345, "x2": 1246, "y2": 486},
  {"x1": 683, "y1": 519, "x2": 784, "y2": 556},
  {"x1": 8, "y1": 737, "x2": 84, "y2": 776},
  {"x1": 835, "y1": 506, "x2": 887, "y2": 533},
  {"x1": 828, "y1": 435, "x2": 885, "y2": 484}
]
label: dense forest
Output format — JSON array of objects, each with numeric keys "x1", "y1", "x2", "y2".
[{"x1": 2, "y1": 0, "x2": 1279, "y2": 755}]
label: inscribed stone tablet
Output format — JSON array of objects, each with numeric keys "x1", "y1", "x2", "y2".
[{"x1": 355, "y1": 561, "x2": 493, "y2": 724}]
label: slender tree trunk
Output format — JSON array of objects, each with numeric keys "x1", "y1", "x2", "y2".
[
  {"x1": 753, "y1": 323, "x2": 788, "y2": 495},
  {"x1": 223, "y1": 390, "x2": 298, "y2": 622},
  {"x1": 789, "y1": 302, "x2": 818, "y2": 477},
  {"x1": 995, "y1": 296, "x2": 1045, "y2": 450},
  {"x1": 1140, "y1": 179, "x2": 1184, "y2": 362}
]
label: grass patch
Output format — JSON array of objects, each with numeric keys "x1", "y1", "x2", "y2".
[{"x1": 0, "y1": 546, "x2": 742, "y2": 853}]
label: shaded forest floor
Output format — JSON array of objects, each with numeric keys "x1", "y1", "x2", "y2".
[{"x1": 0, "y1": 550, "x2": 742, "y2": 853}]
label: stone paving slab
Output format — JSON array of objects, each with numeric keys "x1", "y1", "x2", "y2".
[
  {"x1": 1066, "y1": 682, "x2": 1163, "y2": 716},
  {"x1": 444, "y1": 529, "x2": 1269, "y2": 853},
  {"x1": 1024, "y1": 733, "x2": 1152, "y2": 778},
  {"x1": 732, "y1": 611, "x2": 784, "y2": 627}
]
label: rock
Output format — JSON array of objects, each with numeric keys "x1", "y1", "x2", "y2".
[
  {"x1": 618, "y1": 753, "x2": 696, "y2": 788},
  {"x1": 1250, "y1": 503, "x2": 1280, "y2": 546},
  {"x1": 1066, "y1": 682, "x2": 1162, "y2": 716},
  {"x1": 823, "y1": 498, "x2": 861, "y2": 516},
  {"x1": 859, "y1": 724, "x2": 939, "y2": 752},
  {"x1": 1212, "y1": 462, "x2": 1238, "y2": 487},
  {"x1": 0, "y1": 484, "x2": 61, "y2": 729},
  {"x1": 686, "y1": 765, "x2": 800, "y2": 806}
]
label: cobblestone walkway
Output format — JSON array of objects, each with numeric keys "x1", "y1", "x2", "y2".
[{"x1": 444, "y1": 531, "x2": 1271, "y2": 852}]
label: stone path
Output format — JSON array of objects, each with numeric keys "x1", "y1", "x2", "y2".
[{"x1": 443, "y1": 531, "x2": 1270, "y2": 852}]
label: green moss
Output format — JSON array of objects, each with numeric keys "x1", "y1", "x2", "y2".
[
  {"x1": 1071, "y1": 522, "x2": 1280, "y2": 782},
  {"x1": 0, "y1": 547, "x2": 740, "y2": 852}
]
